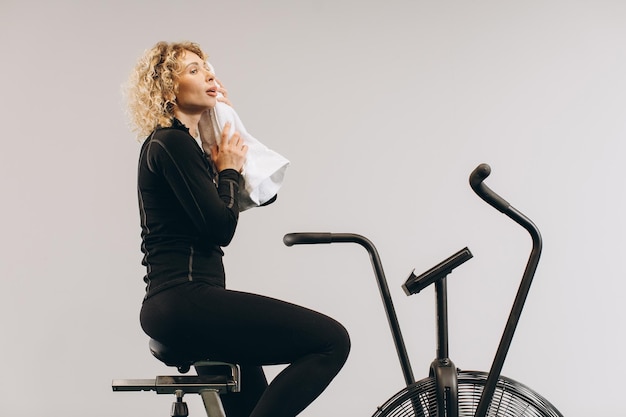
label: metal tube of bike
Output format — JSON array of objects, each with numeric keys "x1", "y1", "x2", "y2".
[
  {"x1": 469, "y1": 163, "x2": 543, "y2": 417},
  {"x1": 283, "y1": 232, "x2": 416, "y2": 387}
]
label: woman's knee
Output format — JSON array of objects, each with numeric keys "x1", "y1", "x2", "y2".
[{"x1": 326, "y1": 318, "x2": 351, "y2": 363}]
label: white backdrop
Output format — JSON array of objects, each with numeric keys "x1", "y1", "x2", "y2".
[{"x1": 1, "y1": 0, "x2": 625, "y2": 415}]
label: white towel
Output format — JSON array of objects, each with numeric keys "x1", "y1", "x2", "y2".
[{"x1": 198, "y1": 77, "x2": 290, "y2": 211}]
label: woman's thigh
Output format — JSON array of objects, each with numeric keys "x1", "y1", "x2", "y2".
[{"x1": 140, "y1": 282, "x2": 349, "y2": 366}]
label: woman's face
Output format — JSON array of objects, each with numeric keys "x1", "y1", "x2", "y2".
[{"x1": 173, "y1": 50, "x2": 218, "y2": 114}]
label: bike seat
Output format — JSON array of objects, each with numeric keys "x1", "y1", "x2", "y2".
[
  {"x1": 114, "y1": 341, "x2": 242, "y2": 416},
  {"x1": 149, "y1": 339, "x2": 212, "y2": 374}
]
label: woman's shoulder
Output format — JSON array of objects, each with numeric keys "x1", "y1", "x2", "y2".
[
  {"x1": 149, "y1": 126, "x2": 196, "y2": 152},
  {"x1": 140, "y1": 132, "x2": 199, "y2": 174}
]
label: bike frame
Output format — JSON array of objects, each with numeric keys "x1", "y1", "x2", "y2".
[{"x1": 283, "y1": 163, "x2": 544, "y2": 417}]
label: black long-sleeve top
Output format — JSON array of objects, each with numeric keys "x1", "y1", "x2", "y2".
[{"x1": 137, "y1": 119, "x2": 241, "y2": 298}]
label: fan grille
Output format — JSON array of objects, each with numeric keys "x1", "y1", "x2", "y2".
[{"x1": 372, "y1": 371, "x2": 563, "y2": 417}]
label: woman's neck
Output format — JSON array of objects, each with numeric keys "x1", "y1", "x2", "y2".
[{"x1": 173, "y1": 111, "x2": 201, "y2": 137}]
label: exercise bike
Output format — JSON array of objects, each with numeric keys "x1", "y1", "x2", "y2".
[{"x1": 283, "y1": 163, "x2": 564, "y2": 417}]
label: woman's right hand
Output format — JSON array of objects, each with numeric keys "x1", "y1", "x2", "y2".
[{"x1": 210, "y1": 122, "x2": 248, "y2": 172}]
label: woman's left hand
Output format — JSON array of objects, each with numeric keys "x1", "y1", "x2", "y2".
[{"x1": 211, "y1": 122, "x2": 248, "y2": 172}]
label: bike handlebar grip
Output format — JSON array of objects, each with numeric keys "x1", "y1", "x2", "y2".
[
  {"x1": 469, "y1": 163, "x2": 510, "y2": 213},
  {"x1": 469, "y1": 163, "x2": 491, "y2": 187},
  {"x1": 283, "y1": 233, "x2": 333, "y2": 246}
]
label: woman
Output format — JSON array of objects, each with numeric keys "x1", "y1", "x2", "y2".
[{"x1": 125, "y1": 41, "x2": 350, "y2": 417}]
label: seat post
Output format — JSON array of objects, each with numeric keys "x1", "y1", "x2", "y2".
[{"x1": 200, "y1": 389, "x2": 227, "y2": 417}]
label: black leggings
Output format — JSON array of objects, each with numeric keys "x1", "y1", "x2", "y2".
[{"x1": 140, "y1": 281, "x2": 350, "y2": 417}]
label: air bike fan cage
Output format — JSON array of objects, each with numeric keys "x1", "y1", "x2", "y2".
[
  {"x1": 283, "y1": 164, "x2": 563, "y2": 417},
  {"x1": 371, "y1": 370, "x2": 562, "y2": 417}
]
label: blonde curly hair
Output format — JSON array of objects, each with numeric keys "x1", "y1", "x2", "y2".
[{"x1": 125, "y1": 41, "x2": 208, "y2": 139}]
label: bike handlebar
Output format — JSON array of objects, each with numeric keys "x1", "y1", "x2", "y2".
[
  {"x1": 469, "y1": 163, "x2": 543, "y2": 417},
  {"x1": 282, "y1": 231, "x2": 416, "y2": 387},
  {"x1": 283, "y1": 232, "x2": 333, "y2": 246},
  {"x1": 469, "y1": 163, "x2": 510, "y2": 213}
]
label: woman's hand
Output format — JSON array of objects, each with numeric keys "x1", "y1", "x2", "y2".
[
  {"x1": 216, "y1": 78, "x2": 233, "y2": 107},
  {"x1": 210, "y1": 122, "x2": 248, "y2": 172}
]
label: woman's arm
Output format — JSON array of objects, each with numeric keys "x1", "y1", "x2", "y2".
[{"x1": 147, "y1": 129, "x2": 241, "y2": 246}]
